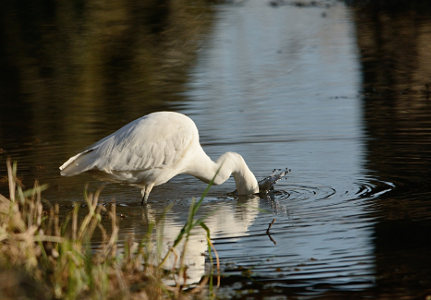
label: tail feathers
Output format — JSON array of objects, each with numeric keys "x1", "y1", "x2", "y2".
[{"x1": 59, "y1": 149, "x2": 97, "y2": 176}]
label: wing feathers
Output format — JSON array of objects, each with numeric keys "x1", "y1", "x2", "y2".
[
  {"x1": 59, "y1": 112, "x2": 197, "y2": 178},
  {"x1": 59, "y1": 148, "x2": 97, "y2": 176}
]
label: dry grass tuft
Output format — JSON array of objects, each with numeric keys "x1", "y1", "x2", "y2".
[{"x1": 0, "y1": 159, "x2": 219, "y2": 299}]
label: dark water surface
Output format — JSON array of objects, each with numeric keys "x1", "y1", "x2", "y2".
[{"x1": 1, "y1": 0, "x2": 431, "y2": 298}]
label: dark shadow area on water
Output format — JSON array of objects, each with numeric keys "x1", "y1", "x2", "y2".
[
  {"x1": 353, "y1": 0, "x2": 431, "y2": 298},
  {"x1": 0, "y1": 0, "x2": 214, "y2": 186}
]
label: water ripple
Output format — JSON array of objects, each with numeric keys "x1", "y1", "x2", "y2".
[
  {"x1": 262, "y1": 177, "x2": 395, "y2": 215},
  {"x1": 214, "y1": 176, "x2": 395, "y2": 293}
]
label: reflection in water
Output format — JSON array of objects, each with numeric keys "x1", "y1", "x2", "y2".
[{"x1": 113, "y1": 194, "x2": 260, "y2": 285}]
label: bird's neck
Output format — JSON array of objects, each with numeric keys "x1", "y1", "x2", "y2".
[{"x1": 189, "y1": 151, "x2": 259, "y2": 195}]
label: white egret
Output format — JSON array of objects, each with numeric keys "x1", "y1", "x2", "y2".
[{"x1": 59, "y1": 111, "x2": 259, "y2": 204}]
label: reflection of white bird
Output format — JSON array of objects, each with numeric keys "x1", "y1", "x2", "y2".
[
  {"x1": 155, "y1": 195, "x2": 260, "y2": 285},
  {"x1": 59, "y1": 111, "x2": 259, "y2": 203}
]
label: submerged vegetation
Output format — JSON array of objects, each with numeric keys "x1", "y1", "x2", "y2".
[{"x1": 0, "y1": 159, "x2": 219, "y2": 299}]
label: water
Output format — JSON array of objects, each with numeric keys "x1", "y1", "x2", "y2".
[{"x1": 1, "y1": 0, "x2": 431, "y2": 298}]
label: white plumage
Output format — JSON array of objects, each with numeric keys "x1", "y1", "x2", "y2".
[{"x1": 60, "y1": 111, "x2": 259, "y2": 203}]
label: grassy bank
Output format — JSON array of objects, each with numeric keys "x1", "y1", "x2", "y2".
[{"x1": 0, "y1": 159, "x2": 218, "y2": 299}]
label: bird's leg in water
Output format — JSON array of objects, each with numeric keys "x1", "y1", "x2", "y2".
[
  {"x1": 140, "y1": 183, "x2": 154, "y2": 205},
  {"x1": 141, "y1": 192, "x2": 148, "y2": 206}
]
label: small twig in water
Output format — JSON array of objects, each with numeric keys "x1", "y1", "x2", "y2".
[{"x1": 266, "y1": 218, "x2": 277, "y2": 245}]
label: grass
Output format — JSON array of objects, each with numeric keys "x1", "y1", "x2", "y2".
[{"x1": 0, "y1": 159, "x2": 219, "y2": 299}]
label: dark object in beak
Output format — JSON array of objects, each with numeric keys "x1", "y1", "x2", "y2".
[{"x1": 229, "y1": 168, "x2": 290, "y2": 197}]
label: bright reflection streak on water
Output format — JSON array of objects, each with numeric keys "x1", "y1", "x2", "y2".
[{"x1": 174, "y1": 0, "x2": 385, "y2": 292}]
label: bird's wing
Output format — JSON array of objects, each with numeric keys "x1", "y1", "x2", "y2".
[
  {"x1": 60, "y1": 112, "x2": 197, "y2": 176},
  {"x1": 94, "y1": 116, "x2": 195, "y2": 172}
]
